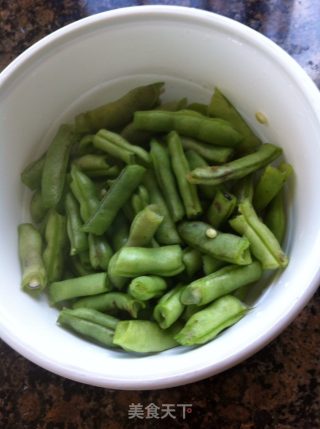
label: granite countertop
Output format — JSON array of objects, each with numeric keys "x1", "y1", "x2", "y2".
[{"x1": 1, "y1": 1, "x2": 319, "y2": 428}]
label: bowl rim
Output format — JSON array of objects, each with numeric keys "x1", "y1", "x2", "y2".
[{"x1": 1, "y1": 5, "x2": 320, "y2": 390}]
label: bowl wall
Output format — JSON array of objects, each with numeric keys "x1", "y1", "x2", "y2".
[{"x1": 1, "y1": 6, "x2": 320, "y2": 389}]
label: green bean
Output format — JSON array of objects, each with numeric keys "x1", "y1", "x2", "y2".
[
  {"x1": 83, "y1": 165, "x2": 146, "y2": 235},
  {"x1": 69, "y1": 254, "x2": 94, "y2": 277},
  {"x1": 130, "y1": 185, "x2": 149, "y2": 216},
  {"x1": 96, "y1": 129, "x2": 150, "y2": 165},
  {"x1": 143, "y1": 170, "x2": 181, "y2": 244},
  {"x1": 187, "y1": 102, "x2": 208, "y2": 115},
  {"x1": 93, "y1": 133, "x2": 135, "y2": 164},
  {"x1": 208, "y1": 87, "x2": 261, "y2": 152},
  {"x1": 207, "y1": 190, "x2": 237, "y2": 228},
  {"x1": 264, "y1": 191, "x2": 286, "y2": 243},
  {"x1": 185, "y1": 150, "x2": 217, "y2": 200},
  {"x1": 113, "y1": 320, "x2": 180, "y2": 353},
  {"x1": 41, "y1": 124, "x2": 75, "y2": 208},
  {"x1": 43, "y1": 210, "x2": 68, "y2": 283},
  {"x1": 202, "y1": 254, "x2": 226, "y2": 276},
  {"x1": 58, "y1": 308, "x2": 118, "y2": 348},
  {"x1": 126, "y1": 205, "x2": 163, "y2": 247},
  {"x1": 88, "y1": 234, "x2": 113, "y2": 270},
  {"x1": 65, "y1": 192, "x2": 88, "y2": 256},
  {"x1": 110, "y1": 212, "x2": 130, "y2": 251},
  {"x1": 167, "y1": 131, "x2": 202, "y2": 218},
  {"x1": 30, "y1": 190, "x2": 48, "y2": 224},
  {"x1": 131, "y1": 194, "x2": 143, "y2": 215},
  {"x1": 181, "y1": 304, "x2": 206, "y2": 321},
  {"x1": 253, "y1": 163, "x2": 293, "y2": 212},
  {"x1": 229, "y1": 199, "x2": 288, "y2": 269},
  {"x1": 73, "y1": 154, "x2": 120, "y2": 177},
  {"x1": 233, "y1": 284, "x2": 252, "y2": 301},
  {"x1": 187, "y1": 143, "x2": 282, "y2": 185},
  {"x1": 181, "y1": 137, "x2": 234, "y2": 163},
  {"x1": 49, "y1": 272, "x2": 110, "y2": 305},
  {"x1": 18, "y1": 223, "x2": 47, "y2": 294},
  {"x1": 133, "y1": 110, "x2": 242, "y2": 147},
  {"x1": 70, "y1": 165, "x2": 100, "y2": 223},
  {"x1": 120, "y1": 97, "x2": 188, "y2": 146},
  {"x1": 73, "y1": 292, "x2": 145, "y2": 318},
  {"x1": 108, "y1": 245, "x2": 185, "y2": 277},
  {"x1": 175, "y1": 295, "x2": 248, "y2": 346},
  {"x1": 62, "y1": 307, "x2": 118, "y2": 329},
  {"x1": 153, "y1": 284, "x2": 186, "y2": 329},
  {"x1": 232, "y1": 174, "x2": 254, "y2": 203},
  {"x1": 21, "y1": 153, "x2": 46, "y2": 190},
  {"x1": 178, "y1": 221, "x2": 251, "y2": 265},
  {"x1": 150, "y1": 139, "x2": 185, "y2": 222},
  {"x1": 128, "y1": 276, "x2": 167, "y2": 301},
  {"x1": 181, "y1": 262, "x2": 262, "y2": 306},
  {"x1": 77, "y1": 134, "x2": 95, "y2": 154},
  {"x1": 182, "y1": 247, "x2": 202, "y2": 278},
  {"x1": 121, "y1": 123, "x2": 154, "y2": 147},
  {"x1": 75, "y1": 82, "x2": 164, "y2": 133}
]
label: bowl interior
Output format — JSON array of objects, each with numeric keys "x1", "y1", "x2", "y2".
[{"x1": 1, "y1": 6, "x2": 320, "y2": 389}]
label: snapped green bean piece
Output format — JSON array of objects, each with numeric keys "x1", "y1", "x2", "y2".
[
  {"x1": 253, "y1": 163, "x2": 293, "y2": 212},
  {"x1": 73, "y1": 292, "x2": 145, "y2": 318},
  {"x1": 126, "y1": 204, "x2": 164, "y2": 247},
  {"x1": 167, "y1": 131, "x2": 202, "y2": 218},
  {"x1": 153, "y1": 284, "x2": 186, "y2": 329},
  {"x1": 49, "y1": 272, "x2": 110, "y2": 305},
  {"x1": 229, "y1": 198, "x2": 288, "y2": 269},
  {"x1": 70, "y1": 165, "x2": 100, "y2": 223},
  {"x1": 109, "y1": 245, "x2": 185, "y2": 278},
  {"x1": 143, "y1": 170, "x2": 181, "y2": 244},
  {"x1": 65, "y1": 192, "x2": 88, "y2": 256},
  {"x1": 181, "y1": 262, "x2": 262, "y2": 306},
  {"x1": 83, "y1": 165, "x2": 146, "y2": 235},
  {"x1": 88, "y1": 234, "x2": 113, "y2": 270},
  {"x1": 58, "y1": 308, "x2": 119, "y2": 348},
  {"x1": 120, "y1": 97, "x2": 188, "y2": 146},
  {"x1": 110, "y1": 212, "x2": 130, "y2": 251},
  {"x1": 181, "y1": 137, "x2": 234, "y2": 163},
  {"x1": 96, "y1": 129, "x2": 150, "y2": 165},
  {"x1": 188, "y1": 143, "x2": 282, "y2": 185},
  {"x1": 185, "y1": 150, "x2": 217, "y2": 200},
  {"x1": 41, "y1": 124, "x2": 75, "y2": 208},
  {"x1": 93, "y1": 133, "x2": 135, "y2": 164},
  {"x1": 178, "y1": 221, "x2": 251, "y2": 265},
  {"x1": 150, "y1": 139, "x2": 185, "y2": 222},
  {"x1": 21, "y1": 153, "x2": 46, "y2": 190},
  {"x1": 128, "y1": 276, "x2": 167, "y2": 301},
  {"x1": 133, "y1": 110, "x2": 242, "y2": 147},
  {"x1": 187, "y1": 102, "x2": 208, "y2": 115},
  {"x1": 75, "y1": 82, "x2": 164, "y2": 133},
  {"x1": 113, "y1": 320, "x2": 180, "y2": 353},
  {"x1": 30, "y1": 190, "x2": 48, "y2": 224},
  {"x1": 232, "y1": 174, "x2": 254, "y2": 203},
  {"x1": 202, "y1": 254, "x2": 226, "y2": 275},
  {"x1": 73, "y1": 154, "x2": 120, "y2": 178},
  {"x1": 175, "y1": 295, "x2": 248, "y2": 346},
  {"x1": 18, "y1": 223, "x2": 47, "y2": 294},
  {"x1": 43, "y1": 210, "x2": 68, "y2": 283},
  {"x1": 182, "y1": 247, "x2": 202, "y2": 278},
  {"x1": 207, "y1": 190, "x2": 237, "y2": 229},
  {"x1": 208, "y1": 87, "x2": 261, "y2": 152},
  {"x1": 264, "y1": 191, "x2": 286, "y2": 244}
]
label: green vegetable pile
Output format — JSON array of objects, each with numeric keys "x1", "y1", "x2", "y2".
[{"x1": 18, "y1": 82, "x2": 292, "y2": 353}]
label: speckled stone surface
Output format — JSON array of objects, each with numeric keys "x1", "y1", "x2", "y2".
[{"x1": 1, "y1": 1, "x2": 320, "y2": 428}]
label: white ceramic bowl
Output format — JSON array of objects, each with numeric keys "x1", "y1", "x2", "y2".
[{"x1": 1, "y1": 6, "x2": 320, "y2": 390}]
